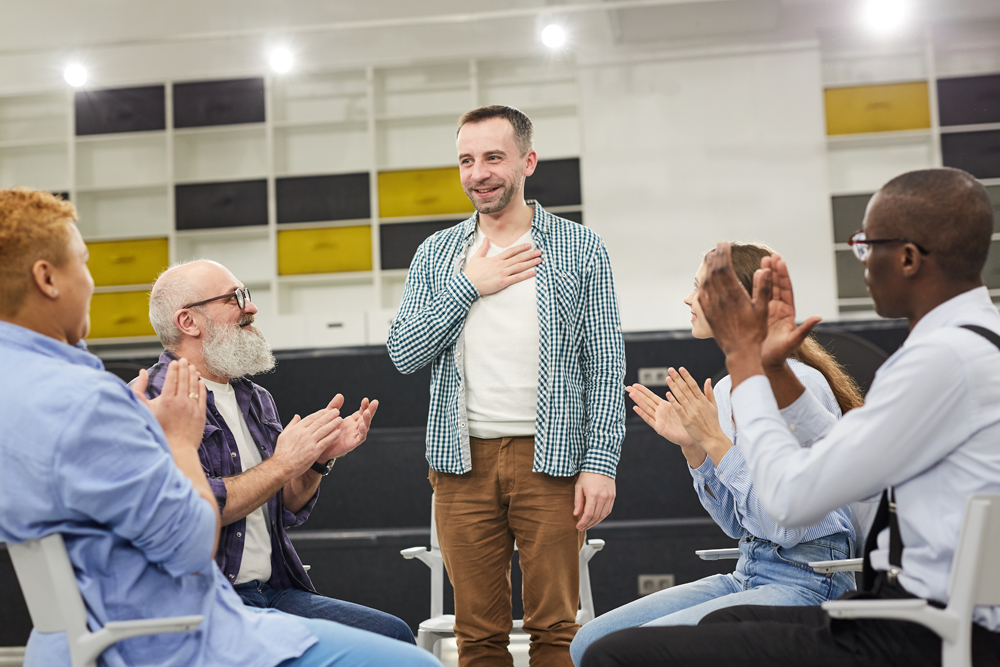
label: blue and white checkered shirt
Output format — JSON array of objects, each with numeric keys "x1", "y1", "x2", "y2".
[{"x1": 387, "y1": 202, "x2": 626, "y2": 478}]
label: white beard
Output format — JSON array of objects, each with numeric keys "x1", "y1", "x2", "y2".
[{"x1": 201, "y1": 316, "x2": 276, "y2": 379}]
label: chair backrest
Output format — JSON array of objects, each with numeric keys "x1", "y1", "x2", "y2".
[
  {"x1": 947, "y1": 494, "x2": 1000, "y2": 611},
  {"x1": 7, "y1": 534, "x2": 91, "y2": 641}
]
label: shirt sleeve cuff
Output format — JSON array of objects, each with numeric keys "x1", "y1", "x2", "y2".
[
  {"x1": 580, "y1": 447, "x2": 619, "y2": 479},
  {"x1": 207, "y1": 476, "x2": 227, "y2": 511},
  {"x1": 447, "y1": 272, "x2": 480, "y2": 309},
  {"x1": 778, "y1": 385, "x2": 838, "y2": 446},
  {"x1": 282, "y1": 487, "x2": 319, "y2": 528},
  {"x1": 713, "y1": 444, "x2": 746, "y2": 482},
  {"x1": 688, "y1": 455, "x2": 716, "y2": 480}
]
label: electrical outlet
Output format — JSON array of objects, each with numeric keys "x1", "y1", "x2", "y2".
[
  {"x1": 638, "y1": 367, "x2": 670, "y2": 387},
  {"x1": 638, "y1": 574, "x2": 675, "y2": 596}
]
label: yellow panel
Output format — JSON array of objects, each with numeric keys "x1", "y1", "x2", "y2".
[
  {"x1": 378, "y1": 167, "x2": 474, "y2": 219},
  {"x1": 87, "y1": 291, "x2": 155, "y2": 339},
  {"x1": 825, "y1": 82, "x2": 931, "y2": 135},
  {"x1": 277, "y1": 226, "x2": 373, "y2": 275},
  {"x1": 86, "y1": 238, "x2": 169, "y2": 287}
]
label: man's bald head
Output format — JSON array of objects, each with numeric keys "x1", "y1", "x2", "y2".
[
  {"x1": 869, "y1": 168, "x2": 993, "y2": 283},
  {"x1": 149, "y1": 260, "x2": 234, "y2": 349}
]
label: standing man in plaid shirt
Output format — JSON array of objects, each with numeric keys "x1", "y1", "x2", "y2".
[{"x1": 387, "y1": 105, "x2": 626, "y2": 666}]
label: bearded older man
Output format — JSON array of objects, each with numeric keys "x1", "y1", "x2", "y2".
[{"x1": 137, "y1": 259, "x2": 415, "y2": 644}]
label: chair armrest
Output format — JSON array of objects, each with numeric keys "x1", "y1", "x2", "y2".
[
  {"x1": 695, "y1": 548, "x2": 740, "y2": 561},
  {"x1": 822, "y1": 599, "x2": 959, "y2": 640},
  {"x1": 79, "y1": 616, "x2": 204, "y2": 665},
  {"x1": 401, "y1": 547, "x2": 428, "y2": 560},
  {"x1": 809, "y1": 558, "x2": 863, "y2": 574},
  {"x1": 586, "y1": 539, "x2": 605, "y2": 552}
]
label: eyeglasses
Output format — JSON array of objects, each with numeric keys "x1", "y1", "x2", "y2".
[
  {"x1": 846, "y1": 231, "x2": 929, "y2": 262},
  {"x1": 183, "y1": 287, "x2": 252, "y2": 310}
]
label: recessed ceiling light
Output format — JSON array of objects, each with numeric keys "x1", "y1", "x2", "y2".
[
  {"x1": 541, "y1": 24, "x2": 567, "y2": 49},
  {"x1": 270, "y1": 48, "x2": 293, "y2": 74},
  {"x1": 861, "y1": 0, "x2": 908, "y2": 35},
  {"x1": 63, "y1": 64, "x2": 87, "y2": 87}
]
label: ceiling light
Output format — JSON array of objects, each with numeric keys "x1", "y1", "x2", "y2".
[
  {"x1": 861, "y1": 0, "x2": 908, "y2": 35},
  {"x1": 269, "y1": 48, "x2": 293, "y2": 73},
  {"x1": 63, "y1": 64, "x2": 87, "y2": 87},
  {"x1": 541, "y1": 24, "x2": 567, "y2": 49}
]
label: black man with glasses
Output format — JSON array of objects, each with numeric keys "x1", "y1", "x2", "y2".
[
  {"x1": 582, "y1": 168, "x2": 1000, "y2": 666},
  {"x1": 135, "y1": 259, "x2": 418, "y2": 646}
]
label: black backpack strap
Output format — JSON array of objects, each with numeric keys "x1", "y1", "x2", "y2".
[{"x1": 960, "y1": 324, "x2": 1000, "y2": 352}]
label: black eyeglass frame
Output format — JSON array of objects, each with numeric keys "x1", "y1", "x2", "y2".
[
  {"x1": 846, "y1": 230, "x2": 929, "y2": 262},
  {"x1": 183, "y1": 287, "x2": 252, "y2": 310}
]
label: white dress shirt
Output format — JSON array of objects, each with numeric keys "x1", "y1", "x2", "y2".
[{"x1": 731, "y1": 286, "x2": 1000, "y2": 631}]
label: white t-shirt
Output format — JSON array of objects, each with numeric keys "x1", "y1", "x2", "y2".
[
  {"x1": 203, "y1": 378, "x2": 273, "y2": 585},
  {"x1": 462, "y1": 226, "x2": 540, "y2": 438}
]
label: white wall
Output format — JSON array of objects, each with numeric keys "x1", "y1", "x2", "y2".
[{"x1": 579, "y1": 44, "x2": 838, "y2": 332}]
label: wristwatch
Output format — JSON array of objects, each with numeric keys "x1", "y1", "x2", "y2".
[{"x1": 311, "y1": 458, "x2": 336, "y2": 476}]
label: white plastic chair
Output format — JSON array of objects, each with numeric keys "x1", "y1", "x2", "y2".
[
  {"x1": 7, "y1": 534, "x2": 203, "y2": 667},
  {"x1": 401, "y1": 500, "x2": 605, "y2": 656},
  {"x1": 823, "y1": 493, "x2": 1000, "y2": 667}
]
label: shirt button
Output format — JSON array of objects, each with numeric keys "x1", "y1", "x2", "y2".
[
  {"x1": 789, "y1": 424, "x2": 796, "y2": 431},
  {"x1": 456, "y1": 351, "x2": 462, "y2": 357},
  {"x1": 231, "y1": 452, "x2": 237, "y2": 458},
  {"x1": 228, "y1": 574, "x2": 234, "y2": 579},
  {"x1": 460, "y1": 422, "x2": 466, "y2": 428},
  {"x1": 236, "y1": 532, "x2": 243, "y2": 537}
]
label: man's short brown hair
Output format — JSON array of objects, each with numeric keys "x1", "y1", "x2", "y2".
[
  {"x1": 457, "y1": 105, "x2": 534, "y2": 156},
  {"x1": 0, "y1": 188, "x2": 77, "y2": 317}
]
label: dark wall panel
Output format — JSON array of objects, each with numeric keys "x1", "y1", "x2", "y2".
[
  {"x1": 560, "y1": 209, "x2": 583, "y2": 224},
  {"x1": 525, "y1": 158, "x2": 581, "y2": 207},
  {"x1": 941, "y1": 130, "x2": 1000, "y2": 180},
  {"x1": 380, "y1": 220, "x2": 459, "y2": 270},
  {"x1": 938, "y1": 73, "x2": 1000, "y2": 127},
  {"x1": 173, "y1": 78, "x2": 265, "y2": 129},
  {"x1": 75, "y1": 85, "x2": 165, "y2": 136},
  {"x1": 831, "y1": 193, "x2": 873, "y2": 243},
  {"x1": 175, "y1": 180, "x2": 268, "y2": 230},
  {"x1": 276, "y1": 173, "x2": 371, "y2": 224}
]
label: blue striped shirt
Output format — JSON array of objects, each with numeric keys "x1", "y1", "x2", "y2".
[
  {"x1": 689, "y1": 359, "x2": 855, "y2": 548},
  {"x1": 387, "y1": 202, "x2": 626, "y2": 478}
]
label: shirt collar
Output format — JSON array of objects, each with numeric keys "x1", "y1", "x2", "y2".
[
  {"x1": 907, "y1": 286, "x2": 995, "y2": 343},
  {"x1": 0, "y1": 320, "x2": 104, "y2": 371},
  {"x1": 461, "y1": 199, "x2": 548, "y2": 240}
]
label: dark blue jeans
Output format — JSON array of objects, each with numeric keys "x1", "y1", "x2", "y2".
[{"x1": 234, "y1": 580, "x2": 415, "y2": 645}]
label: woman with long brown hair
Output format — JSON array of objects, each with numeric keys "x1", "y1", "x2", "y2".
[{"x1": 570, "y1": 242, "x2": 864, "y2": 666}]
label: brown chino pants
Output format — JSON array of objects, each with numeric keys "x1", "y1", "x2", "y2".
[{"x1": 429, "y1": 436, "x2": 586, "y2": 667}]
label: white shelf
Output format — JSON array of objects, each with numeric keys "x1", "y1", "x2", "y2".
[
  {"x1": 826, "y1": 128, "x2": 933, "y2": 148},
  {"x1": 93, "y1": 283, "x2": 152, "y2": 294},
  {"x1": 172, "y1": 122, "x2": 266, "y2": 136},
  {"x1": 277, "y1": 271, "x2": 375, "y2": 285},
  {"x1": 75, "y1": 182, "x2": 169, "y2": 194},
  {"x1": 0, "y1": 137, "x2": 66, "y2": 149},
  {"x1": 939, "y1": 122, "x2": 1000, "y2": 134},
  {"x1": 75, "y1": 130, "x2": 166, "y2": 143},
  {"x1": 276, "y1": 218, "x2": 372, "y2": 231}
]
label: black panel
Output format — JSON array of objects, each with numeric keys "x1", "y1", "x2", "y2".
[
  {"x1": 276, "y1": 173, "x2": 371, "y2": 224},
  {"x1": 937, "y1": 73, "x2": 1000, "y2": 127},
  {"x1": 51, "y1": 191, "x2": 70, "y2": 202},
  {"x1": 560, "y1": 209, "x2": 583, "y2": 224},
  {"x1": 988, "y1": 184, "x2": 1000, "y2": 234},
  {"x1": 831, "y1": 193, "x2": 873, "y2": 243},
  {"x1": 175, "y1": 180, "x2": 268, "y2": 230},
  {"x1": 0, "y1": 549, "x2": 31, "y2": 647},
  {"x1": 941, "y1": 130, "x2": 1000, "y2": 180},
  {"x1": 173, "y1": 78, "x2": 265, "y2": 129},
  {"x1": 524, "y1": 157, "x2": 581, "y2": 207},
  {"x1": 836, "y1": 249, "x2": 869, "y2": 299},
  {"x1": 379, "y1": 220, "x2": 459, "y2": 270},
  {"x1": 74, "y1": 85, "x2": 166, "y2": 136},
  {"x1": 983, "y1": 240, "x2": 1000, "y2": 290}
]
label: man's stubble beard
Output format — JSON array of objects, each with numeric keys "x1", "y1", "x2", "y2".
[
  {"x1": 200, "y1": 313, "x2": 276, "y2": 380},
  {"x1": 466, "y1": 177, "x2": 522, "y2": 216}
]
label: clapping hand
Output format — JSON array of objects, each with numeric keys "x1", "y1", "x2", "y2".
[
  {"x1": 131, "y1": 359, "x2": 207, "y2": 452},
  {"x1": 758, "y1": 253, "x2": 821, "y2": 368},
  {"x1": 664, "y1": 367, "x2": 731, "y2": 464},
  {"x1": 626, "y1": 383, "x2": 695, "y2": 447},
  {"x1": 316, "y1": 396, "x2": 379, "y2": 462}
]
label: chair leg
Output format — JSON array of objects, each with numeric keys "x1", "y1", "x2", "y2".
[{"x1": 417, "y1": 629, "x2": 441, "y2": 657}]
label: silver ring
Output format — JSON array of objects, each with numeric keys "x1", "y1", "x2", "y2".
[{"x1": 188, "y1": 392, "x2": 199, "y2": 400}]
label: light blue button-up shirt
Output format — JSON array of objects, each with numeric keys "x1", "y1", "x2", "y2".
[
  {"x1": 689, "y1": 359, "x2": 855, "y2": 549},
  {"x1": 731, "y1": 287, "x2": 1000, "y2": 631},
  {"x1": 0, "y1": 321, "x2": 315, "y2": 667}
]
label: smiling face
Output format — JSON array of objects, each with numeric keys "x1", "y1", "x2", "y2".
[
  {"x1": 456, "y1": 117, "x2": 536, "y2": 215},
  {"x1": 683, "y1": 260, "x2": 713, "y2": 339}
]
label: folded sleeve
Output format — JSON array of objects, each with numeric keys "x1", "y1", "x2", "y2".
[{"x1": 54, "y1": 382, "x2": 217, "y2": 578}]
